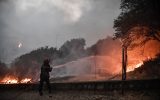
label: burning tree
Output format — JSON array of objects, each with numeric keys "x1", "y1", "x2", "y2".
[
  {"x1": 114, "y1": 0, "x2": 160, "y2": 80},
  {"x1": 114, "y1": 0, "x2": 160, "y2": 45}
]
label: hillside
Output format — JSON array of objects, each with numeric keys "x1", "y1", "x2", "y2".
[
  {"x1": 50, "y1": 56, "x2": 121, "y2": 82},
  {"x1": 127, "y1": 54, "x2": 160, "y2": 80},
  {"x1": 0, "y1": 37, "x2": 120, "y2": 82}
]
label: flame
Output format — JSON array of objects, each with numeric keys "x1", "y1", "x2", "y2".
[
  {"x1": 127, "y1": 61, "x2": 143, "y2": 72},
  {"x1": 20, "y1": 78, "x2": 31, "y2": 83},
  {"x1": 6, "y1": 79, "x2": 18, "y2": 84},
  {"x1": 1, "y1": 76, "x2": 32, "y2": 84},
  {"x1": 1, "y1": 76, "x2": 18, "y2": 84}
]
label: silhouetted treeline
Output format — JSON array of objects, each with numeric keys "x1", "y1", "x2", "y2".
[
  {"x1": 0, "y1": 61, "x2": 8, "y2": 79},
  {"x1": 58, "y1": 38, "x2": 86, "y2": 64},
  {"x1": 9, "y1": 47, "x2": 59, "y2": 81},
  {"x1": 0, "y1": 37, "x2": 160, "y2": 81},
  {"x1": 86, "y1": 37, "x2": 121, "y2": 55},
  {"x1": 7, "y1": 37, "x2": 121, "y2": 81},
  {"x1": 8, "y1": 38, "x2": 87, "y2": 80},
  {"x1": 12, "y1": 37, "x2": 120, "y2": 68}
]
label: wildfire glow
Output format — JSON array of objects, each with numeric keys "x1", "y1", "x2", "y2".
[
  {"x1": 1, "y1": 76, "x2": 31, "y2": 84},
  {"x1": 127, "y1": 61, "x2": 144, "y2": 72},
  {"x1": 1, "y1": 76, "x2": 18, "y2": 84},
  {"x1": 20, "y1": 78, "x2": 31, "y2": 83},
  {"x1": 4, "y1": 79, "x2": 18, "y2": 84}
]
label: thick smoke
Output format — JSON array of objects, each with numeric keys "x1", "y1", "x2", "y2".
[
  {"x1": 50, "y1": 37, "x2": 160, "y2": 82},
  {"x1": 0, "y1": 37, "x2": 122, "y2": 82},
  {"x1": 0, "y1": 36, "x2": 160, "y2": 83},
  {"x1": 15, "y1": 0, "x2": 91, "y2": 22},
  {"x1": 50, "y1": 37, "x2": 122, "y2": 82},
  {"x1": 0, "y1": 0, "x2": 121, "y2": 63}
]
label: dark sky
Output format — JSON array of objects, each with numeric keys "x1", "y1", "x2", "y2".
[{"x1": 0, "y1": 0, "x2": 121, "y2": 63}]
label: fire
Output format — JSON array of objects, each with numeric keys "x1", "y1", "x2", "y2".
[
  {"x1": 20, "y1": 78, "x2": 31, "y2": 83},
  {"x1": 1, "y1": 76, "x2": 32, "y2": 84},
  {"x1": 1, "y1": 76, "x2": 18, "y2": 84},
  {"x1": 4, "y1": 79, "x2": 18, "y2": 84},
  {"x1": 127, "y1": 61, "x2": 143, "y2": 72}
]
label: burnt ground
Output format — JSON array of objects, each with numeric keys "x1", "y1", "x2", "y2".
[{"x1": 0, "y1": 90, "x2": 160, "y2": 100}]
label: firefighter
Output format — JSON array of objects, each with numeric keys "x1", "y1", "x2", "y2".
[{"x1": 39, "y1": 59, "x2": 52, "y2": 96}]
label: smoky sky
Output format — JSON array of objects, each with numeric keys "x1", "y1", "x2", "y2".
[{"x1": 0, "y1": 0, "x2": 120, "y2": 63}]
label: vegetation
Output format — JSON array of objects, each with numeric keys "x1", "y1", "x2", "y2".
[
  {"x1": 86, "y1": 37, "x2": 121, "y2": 55},
  {"x1": 0, "y1": 61, "x2": 8, "y2": 79},
  {"x1": 114, "y1": 0, "x2": 160, "y2": 47},
  {"x1": 6, "y1": 37, "x2": 120, "y2": 81},
  {"x1": 128, "y1": 54, "x2": 160, "y2": 79},
  {"x1": 11, "y1": 36, "x2": 119, "y2": 69}
]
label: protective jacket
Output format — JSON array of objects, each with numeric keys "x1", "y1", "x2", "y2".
[{"x1": 40, "y1": 64, "x2": 52, "y2": 80}]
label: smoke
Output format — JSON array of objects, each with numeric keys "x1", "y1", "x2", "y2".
[
  {"x1": 0, "y1": 36, "x2": 160, "y2": 83},
  {"x1": 127, "y1": 40, "x2": 160, "y2": 67},
  {"x1": 50, "y1": 37, "x2": 160, "y2": 82},
  {"x1": 50, "y1": 56, "x2": 121, "y2": 82},
  {"x1": 50, "y1": 37, "x2": 122, "y2": 82},
  {"x1": 0, "y1": 0, "x2": 121, "y2": 63},
  {"x1": 48, "y1": 0, "x2": 91, "y2": 22},
  {"x1": 15, "y1": 0, "x2": 91, "y2": 22}
]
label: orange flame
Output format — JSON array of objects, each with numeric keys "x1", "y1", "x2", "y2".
[
  {"x1": 1, "y1": 76, "x2": 32, "y2": 84},
  {"x1": 1, "y1": 76, "x2": 18, "y2": 84},
  {"x1": 20, "y1": 78, "x2": 31, "y2": 83},
  {"x1": 127, "y1": 61, "x2": 143, "y2": 72}
]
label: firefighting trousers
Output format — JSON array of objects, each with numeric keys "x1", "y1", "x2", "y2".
[{"x1": 39, "y1": 78, "x2": 51, "y2": 93}]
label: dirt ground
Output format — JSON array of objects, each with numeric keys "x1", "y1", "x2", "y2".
[{"x1": 0, "y1": 90, "x2": 160, "y2": 100}]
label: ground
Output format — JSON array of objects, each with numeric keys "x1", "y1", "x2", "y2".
[{"x1": 0, "y1": 90, "x2": 159, "y2": 100}]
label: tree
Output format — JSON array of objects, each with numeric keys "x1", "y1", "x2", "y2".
[
  {"x1": 10, "y1": 46, "x2": 59, "y2": 81},
  {"x1": 86, "y1": 36, "x2": 121, "y2": 55},
  {"x1": 114, "y1": 0, "x2": 160, "y2": 47},
  {"x1": 0, "y1": 61, "x2": 8, "y2": 79},
  {"x1": 59, "y1": 38, "x2": 86, "y2": 58}
]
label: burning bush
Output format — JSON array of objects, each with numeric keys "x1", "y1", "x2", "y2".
[{"x1": 127, "y1": 54, "x2": 160, "y2": 79}]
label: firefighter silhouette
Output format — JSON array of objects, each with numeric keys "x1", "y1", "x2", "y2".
[{"x1": 39, "y1": 59, "x2": 52, "y2": 96}]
